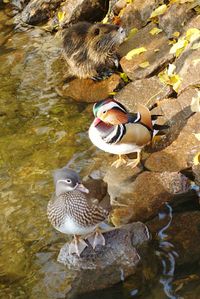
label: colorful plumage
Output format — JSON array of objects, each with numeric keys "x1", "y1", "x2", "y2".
[
  {"x1": 47, "y1": 167, "x2": 109, "y2": 256},
  {"x1": 89, "y1": 98, "x2": 167, "y2": 168}
]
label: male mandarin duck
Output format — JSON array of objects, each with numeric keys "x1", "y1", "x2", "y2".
[
  {"x1": 47, "y1": 167, "x2": 109, "y2": 257},
  {"x1": 89, "y1": 98, "x2": 167, "y2": 168}
]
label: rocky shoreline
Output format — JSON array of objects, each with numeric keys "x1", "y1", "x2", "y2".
[{"x1": 1, "y1": 0, "x2": 200, "y2": 298}]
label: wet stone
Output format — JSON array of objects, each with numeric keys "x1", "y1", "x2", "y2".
[
  {"x1": 119, "y1": 23, "x2": 173, "y2": 81},
  {"x1": 57, "y1": 223, "x2": 150, "y2": 294},
  {"x1": 56, "y1": 74, "x2": 122, "y2": 103},
  {"x1": 148, "y1": 211, "x2": 200, "y2": 266},
  {"x1": 104, "y1": 169, "x2": 190, "y2": 226},
  {"x1": 115, "y1": 76, "x2": 171, "y2": 111}
]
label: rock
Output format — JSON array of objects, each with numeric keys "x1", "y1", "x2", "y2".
[
  {"x1": 104, "y1": 168, "x2": 190, "y2": 226},
  {"x1": 175, "y1": 47, "x2": 200, "y2": 94},
  {"x1": 158, "y1": 2, "x2": 195, "y2": 38},
  {"x1": 56, "y1": 74, "x2": 122, "y2": 103},
  {"x1": 46, "y1": 0, "x2": 109, "y2": 30},
  {"x1": 120, "y1": 0, "x2": 160, "y2": 31},
  {"x1": 11, "y1": 0, "x2": 31, "y2": 13},
  {"x1": 132, "y1": 0, "x2": 160, "y2": 24},
  {"x1": 115, "y1": 76, "x2": 171, "y2": 111},
  {"x1": 119, "y1": 23, "x2": 173, "y2": 81},
  {"x1": 119, "y1": 3, "x2": 143, "y2": 31},
  {"x1": 148, "y1": 211, "x2": 200, "y2": 266},
  {"x1": 58, "y1": 222, "x2": 150, "y2": 294},
  {"x1": 20, "y1": 0, "x2": 62, "y2": 25},
  {"x1": 145, "y1": 112, "x2": 200, "y2": 172}
]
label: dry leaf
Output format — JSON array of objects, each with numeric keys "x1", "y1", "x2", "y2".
[
  {"x1": 192, "y1": 42, "x2": 200, "y2": 49},
  {"x1": 139, "y1": 61, "x2": 150, "y2": 68},
  {"x1": 186, "y1": 28, "x2": 200, "y2": 43},
  {"x1": 125, "y1": 47, "x2": 147, "y2": 60},
  {"x1": 120, "y1": 72, "x2": 129, "y2": 83},
  {"x1": 170, "y1": 37, "x2": 188, "y2": 57},
  {"x1": 172, "y1": 31, "x2": 180, "y2": 38},
  {"x1": 150, "y1": 4, "x2": 167, "y2": 18},
  {"x1": 159, "y1": 64, "x2": 182, "y2": 92},
  {"x1": 126, "y1": 28, "x2": 138, "y2": 39},
  {"x1": 57, "y1": 11, "x2": 65, "y2": 22},
  {"x1": 193, "y1": 152, "x2": 200, "y2": 166},
  {"x1": 194, "y1": 133, "x2": 200, "y2": 141},
  {"x1": 149, "y1": 27, "x2": 162, "y2": 35},
  {"x1": 191, "y1": 91, "x2": 200, "y2": 112}
]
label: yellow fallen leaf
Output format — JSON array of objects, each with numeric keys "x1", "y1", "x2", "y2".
[
  {"x1": 171, "y1": 75, "x2": 182, "y2": 92},
  {"x1": 167, "y1": 63, "x2": 176, "y2": 76},
  {"x1": 194, "y1": 133, "x2": 200, "y2": 141},
  {"x1": 126, "y1": 28, "x2": 138, "y2": 40},
  {"x1": 192, "y1": 42, "x2": 200, "y2": 49},
  {"x1": 139, "y1": 61, "x2": 150, "y2": 68},
  {"x1": 149, "y1": 27, "x2": 162, "y2": 35},
  {"x1": 191, "y1": 91, "x2": 200, "y2": 112},
  {"x1": 169, "y1": 37, "x2": 188, "y2": 57},
  {"x1": 172, "y1": 31, "x2": 180, "y2": 38},
  {"x1": 57, "y1": 11, "x2": 65, "y2": 22},
  {"x1": 158, "y1": 64, "x2": 182, "y2": 92},
  {"x1": 125, "y1": 47, "x2": 147, "y2": 60},
  {"x1": 186, "y1": 28, "x2": 200, "y2": 43},
  {"x1": 119, "y1": 72, "x2": 129, "y2": 83},
  {"x1": 150, "y1": 4, "x2": 167, "y2": 18},
  {"x1": 193, "y1": 152, "x2": 200, "y2": 166},
  {"x1": 194, "y1": 6, "x2": 200, "y2": 14},
  {"x1": 154, "y1": 48, "x2": 160, "y2": 52}
]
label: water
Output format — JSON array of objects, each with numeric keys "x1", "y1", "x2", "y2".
[{"x1": 0, "y1": 7, "x2": 200, "y2": 299}]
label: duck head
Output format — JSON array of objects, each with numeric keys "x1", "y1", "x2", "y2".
[
  {"x1": 53, "y1": 167, "x2": 89, "y2": 196},
  {"x1": 93, "y1": 98, "x2": 129, "y2": 126}
]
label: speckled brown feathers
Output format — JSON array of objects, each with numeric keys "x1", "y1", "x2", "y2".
[{"x1": 47, "y1": 190, "x2": 108, "y2": 228}]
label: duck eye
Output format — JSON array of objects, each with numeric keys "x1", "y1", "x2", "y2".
[
  {"x1": 102, "y1": 111, "x2": 106, "y2": 114},
  {"x1": 66, "y1": 179, "x2": 72, "y2": 184}
]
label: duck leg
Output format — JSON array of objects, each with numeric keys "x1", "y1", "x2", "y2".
[
  {"x1": 111, "y1": 154, "x2": 127, "y2": 168},
  {"x1": 68, "y1": 235, "x2": 88, "y2": 257},
  {"x1": 86, "y1": 228, "x2": 106, "y2": 249},
  {"x1": 127, "y1": 151, "x2": 141, "y2": 168}
]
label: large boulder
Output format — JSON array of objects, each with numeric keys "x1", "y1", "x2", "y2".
[
  {"x1": 119, "y1": 23, "x2": 173, "y2": 81},
  {"x1": 104, "y1": 168, "x2": 190, "y2": 226},
  {"x1": 58, "y1": 222, "x2": 151, "y2": 294},
  {"x1": 115, "y1": 76, "x2": 171, "y2": 111}
]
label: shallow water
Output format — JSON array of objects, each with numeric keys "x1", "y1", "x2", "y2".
[{"x1": 0, "y1": 7, "x2": 200, "y2": 299}]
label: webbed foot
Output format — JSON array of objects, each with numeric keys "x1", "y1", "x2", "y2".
[
  {"x1": 68, "y1": 235, "x2": 88, "y2": 257},
  {"x1": 111, "y1": 155, "x2": 127, "y2": 168},
  {"x1": 86, "y1": 228, "x2": 106, "y2": 249}
]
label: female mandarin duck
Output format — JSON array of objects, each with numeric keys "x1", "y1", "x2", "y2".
[
  {"x1": 47, "y1": 167, "x2": 109, "y2": 257},
  {"x1": 89, "y1": 98, "x2": 167, "y2": 168}
]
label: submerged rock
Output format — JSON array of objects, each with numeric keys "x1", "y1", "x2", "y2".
[
  {"x1": 56, "y1": 74, "x2": 122, "y2": 103},
  {"x1": 148, "y1": 211, "x2": 200, "y2": 266},
  {"x1": 58, "y1": 222, "x2": 150, "y2": 294}
]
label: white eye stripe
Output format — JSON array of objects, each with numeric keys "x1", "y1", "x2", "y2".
[{"x1": 98, "y1": 102, "x2": 126, "y2": 114}]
